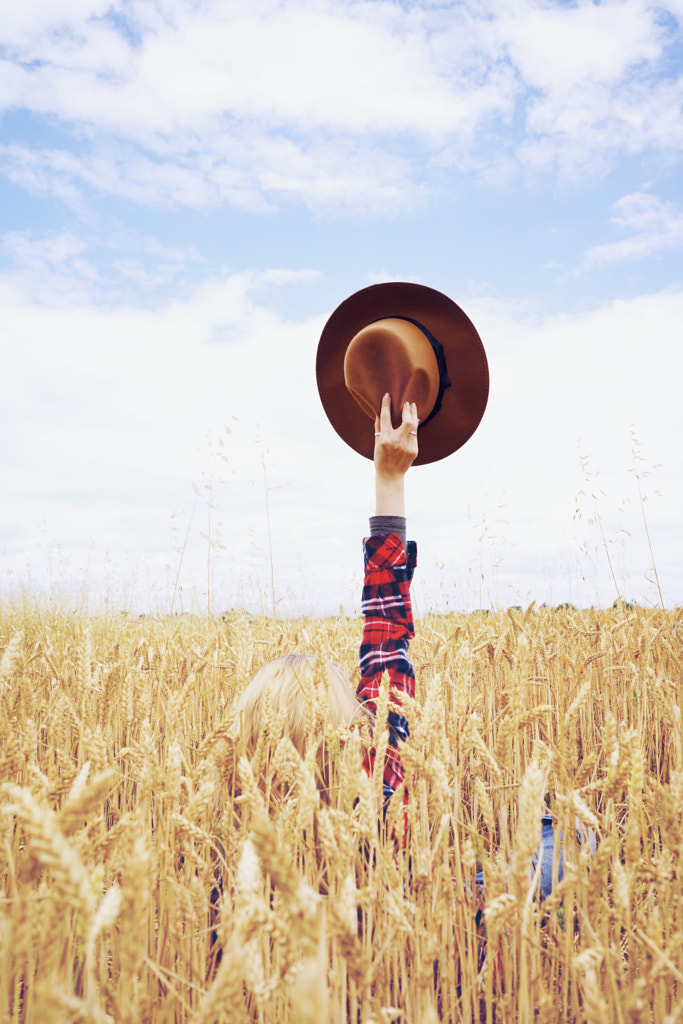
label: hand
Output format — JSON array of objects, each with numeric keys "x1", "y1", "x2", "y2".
[
  {"x1": 373, "y1": 394, "x2": 418, "y2": 517},
  {"x1": 374, "y1": 393, "x2": 419, "y2": 479}
]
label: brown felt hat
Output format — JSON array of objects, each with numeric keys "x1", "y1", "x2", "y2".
[{"x1": 316, "y1": 282, "x2": 489, "y2": 465}]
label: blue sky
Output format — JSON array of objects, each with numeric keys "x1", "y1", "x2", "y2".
[{"x1": 2, "y1": 0, "x2": 683, "y2": 615}]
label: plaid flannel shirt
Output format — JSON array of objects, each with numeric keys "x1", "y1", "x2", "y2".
[{"x1": 357, "y1": 533, "x2": 417, "y2": 807}]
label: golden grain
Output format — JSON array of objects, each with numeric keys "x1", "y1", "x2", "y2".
[{"x1": 1, "y1": 603, "x2": 682, "y2": 1021}]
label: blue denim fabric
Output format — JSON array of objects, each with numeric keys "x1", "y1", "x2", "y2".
[
  {"x1": 474, "y1": 814, "x2": 596, "y2": 901},
  {"x1": 532, "y1": 814, "x2": 597, "y2": 900}
]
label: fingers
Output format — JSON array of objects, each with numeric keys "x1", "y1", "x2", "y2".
[
  {"x1": 401, "y1": 400, "x2": 418, "y2": 432},
  {"x1": 375, "y1": 395, "x2": 419, "y2": 439},
  {"x1": 379, "y1": 392, "x2": 392, "y2": 432},
  {"x1": 377, "y1": 395, "x2": 418, "y2": 431},
  {"x1": 374, "y1": 393, "x2": 391, "y2": 444}
]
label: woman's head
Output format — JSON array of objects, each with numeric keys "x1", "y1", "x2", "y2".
[{"x1": 232, "y1": 653, "x2": 360, "y2": 758}]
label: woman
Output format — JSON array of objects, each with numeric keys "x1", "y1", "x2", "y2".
[
  {"x1": 232, "y1": 392, "x2": 593, "y2": 899},
  {"x1": 232, "y1": 392, "x2": 419, "y2": 807}
]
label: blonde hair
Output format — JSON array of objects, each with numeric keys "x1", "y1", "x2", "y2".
[{"x1": 232, "y1": 653, "x2": 360, "y2": 757}]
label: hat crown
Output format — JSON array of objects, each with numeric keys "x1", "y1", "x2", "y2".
[{"x1": 343, "y1": 317, "x2": 440, "y2": 428}]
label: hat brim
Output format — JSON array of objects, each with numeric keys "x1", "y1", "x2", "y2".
[{"x1": 316, "y1": 282, "x2": 489, "y2": 466}]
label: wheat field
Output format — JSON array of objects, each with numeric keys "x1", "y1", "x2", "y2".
[{"x1": 1, "y1": 598, "x2": 682, "y2": 1023}]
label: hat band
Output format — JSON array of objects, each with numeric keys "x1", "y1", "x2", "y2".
[{"x1": 371, "y1": 315, "x2": 452, "y2": 427}]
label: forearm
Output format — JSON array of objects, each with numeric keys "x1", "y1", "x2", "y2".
[
  {"x1": 358, "y1": 535, "x2": 417, "y2": 804},
  {"x1": 375, "y1": 472, "x2": 406, "y2": 517},
  {"x1": 359, "y1": 538, "x2": 416, "y2": 664}
]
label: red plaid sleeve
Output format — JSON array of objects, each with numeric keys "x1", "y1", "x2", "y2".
[{"x1": 357, "y1": 533, "x2": 417, "y2": 807}]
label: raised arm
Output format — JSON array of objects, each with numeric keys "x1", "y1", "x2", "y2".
[
  {"x1": 373, "y1": 393, "x2": 419, "y2": 517},
  {"x1": 358, "y1": 394, "x2": 419, "y2": 808}
]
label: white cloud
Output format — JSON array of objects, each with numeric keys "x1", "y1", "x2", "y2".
[
  {"x1": 0, "y1": 133, "x2": 426, "y2": 215},
  {"x1": 0, "y1": 253, "x2": 335, "y2": 609},
  {"x1": 498, "y1": 0, "x2": 663, "y2": 91},
  {"x1": 0, "y1": 0, "x2": 111, "y2": 47},
  {"x1": 0, "y1": 224, "x2": 205, "y2": 306},
  {"x1": 586, "y1": 191, "x2": 683, "y2": 263},
  {"x1": 496, "y1": 0, "x2": 683, "y2": 180},
  {"x1": 0, "y1": 0, "x2": 681, "y2": 212},
  {"x1": 419, "y1": 284, "x2": 683, "y2": 609},
  {"x1": 2, "y1": 228, "x2": 88, "y2": 268},
  {"x1": 2, "y1": 248, "x2": 683, "y2": 612},
  {"x1": 0, "y1": 228, "x2": 99, "y2": 302},
  {"x1": 518, "y1": 74, "x2": 683, "y2": 181},
  {"x1": 0, "y1": 1, "x2": 502, "y2": 138}
]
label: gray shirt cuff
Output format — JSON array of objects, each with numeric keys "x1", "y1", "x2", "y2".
[{"x1": 369, "y1": 515, "x2": 407, "y2": 548}]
